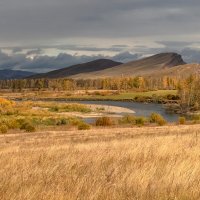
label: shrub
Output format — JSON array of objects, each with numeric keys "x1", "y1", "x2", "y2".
[
  {"x1": 68, "y1": 117, "x2": 84, "y2": 126},
  {"x1": 190, "y1": 115, "x2": 200, "y2": 121},
  {"x1": 20, "y1": 121, "x2": 36, "y2": 132},
  {"x1": 166, "y1": 94, "x2": 180, "y2": 100},
  {"x1": 0, "y1": 98, "x2": 16, "y2": 115},
  {"x1": 95, "y1": 117, "x2": 114, "y2": 126},
  {"x1": 134, "y1": 96, "x2": 149, "y2": 102},
  {"x1": 78, "y1": 123, "x2": 91, "y2": 130},
  {"x1": 119, "y1": 115, "x2": 136, "y2": 124},
  {"x1": 49, "y1": 104, "x2": 91, "y2": 113},
  {"x1": 5, "y1": 119, "x2": 19, "y2": 129},
  {"x1": 60, "y1": 118, "x2": 68, "y2": 125},
  {"x1": 149, "y1": 113, "x2": 166, "y2": 126},
  {"x1": 49, "y1": 106, "x2": 59, "y2": 112},
  {"x1": 178, "y1": 117, "x2": 186, "y2": 125},
  {"x1": 56, "y1": 118, "x2": 68, "y2": 126},
  {"x1": 42, "y1": 118, "x2": 57, "y2": 126},
  {"x1": 157, "y1": 118, "x2": 167, "y2": 126},
  {"x1": 0, "y1": 125, "x2": 8, "y2": 134},
  {"x1": 135, "y1": 117, "x2": 146, "y2": 126}
]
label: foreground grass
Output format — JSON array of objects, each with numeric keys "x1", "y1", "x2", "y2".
[{"x1": 1, "y1": 125, "x2": 200, "y2": 200}]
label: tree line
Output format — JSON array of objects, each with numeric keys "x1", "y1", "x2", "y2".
[{"x1": 0, "y1": 76, "x2": 179, "y2": 91}]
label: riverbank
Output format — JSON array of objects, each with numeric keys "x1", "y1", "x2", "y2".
[
  {"x1": 38, "y1": 104, "x2": 135, "y2": 119},
  {"x1": 1, "y1": 89, "x2": 178, "y2": 104}
]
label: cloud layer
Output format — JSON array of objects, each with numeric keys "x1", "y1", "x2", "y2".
[
  {"x1": 0, "y1": 0, "x2": 200, "y2": 72},
  {"x1": 0, "y1": 0, "x2": 200, "y2": 45}
]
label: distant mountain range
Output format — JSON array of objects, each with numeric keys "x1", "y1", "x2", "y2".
[
  {"x1": 29, "y1": 52, "x2": 188, "y2": 79},
  {"x1": 3, "y1": 52, "x2": 200, "y2": 80},
  {"x1": 0, "y1": 69, "x2": 36, "y2": 80}
]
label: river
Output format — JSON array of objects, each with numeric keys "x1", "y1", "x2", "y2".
[{"x1": 64, "y1": 100, "x2": 179, "y2": 122}]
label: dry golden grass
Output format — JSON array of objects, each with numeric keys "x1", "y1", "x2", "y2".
[{"x1": 1, "y1": 125, "x2": 200, "y2": 200}]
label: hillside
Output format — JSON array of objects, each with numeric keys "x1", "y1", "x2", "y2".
[
  {"x1": 0, "y1": 69, "x2": 36, "y2": 80},
  {"x1": 29, "y1": 53, "x2": 187, "y2": 79},
  {"x1": 152, "y1": 63, "x2": 200, "y2": 77},
  {"x1": 69, "y1": 53, "x2": 186, "y2": 79},
  {"x1": 30, "y1": 59, "x2": 122, "y2": 79}
]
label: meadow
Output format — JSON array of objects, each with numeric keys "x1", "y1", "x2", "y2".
[
  {"x1": 0, "y1": 89, "x2": 177, "y2": 102},
  {"x1": 1, "y1": 125, "x2": 200, "y2": 200},
  {"x1": 1, "y1": 94, "x2": 200, "y2": 200}
]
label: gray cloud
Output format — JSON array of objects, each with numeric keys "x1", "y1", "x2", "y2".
[
  {"x1": 12, "y1": 47, "x2": 23, "y2": 53},
  {"x1": 0, "y1": 50, "x2": 141, "y2": 73},
  {"x1": 56, "y1": 45, "x2": 126, "y2": 52},
  {"x1": 0, "y1": 47, "x2": 200, "y2": 73},
  {"x1": 26, "y1": 48, "x2": 44, "y2": 56},
  {"x1": 181, "y1": 48, "x2": 200, "y2": 63},
  {"x1": 0, "y1": 0, "x2": 200, "y2": 45},
  {"x1": 0, "y1": 0, "x2": 200, "y2": 72}
]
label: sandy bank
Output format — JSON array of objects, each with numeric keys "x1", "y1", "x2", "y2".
[{"x1": 58, "y1": 104, "x2": 135, "y2": 118}]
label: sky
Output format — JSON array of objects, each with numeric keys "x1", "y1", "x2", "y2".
[{"x1": 0, "y1": 0, "x2": 200, "y2": 72}]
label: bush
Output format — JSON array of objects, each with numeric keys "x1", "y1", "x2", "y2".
[
  {"x1": 68, "y1": 117, "x2": 84, "y2": 126},
  {"x1": 49, "y1": 104, "x2": 91, "y2": 113},
  {"x1": 49, "y1": 106, "x2": 59, "y2": 112},
  {"x1": 56, "y1": 118, "x2": 68, "y2": 126},
  {"x1": 119, "y1": 115, "x2": 136, "y2": 124},
  {"x1": 78, "y1": 123, "x2": 91, "y2": 130},
  {"x1": 134, "y1": 96, "x2": 149, "y2": 102},
  {"x1": 135, "y1": 117, "x2": 146, "y2": 126},
  {"x1": 190, "y1": 115, "x2": 200, "y2": 121},
  {"x1": 178, "y1": 117, "x2": 186, "y2": 125},
  {"x1": 20, "y1": 121, "x2": 36, "y2": 132},
  {"x1": 95, "y1": 117, "x2": 114, "y2": 126},
  {"x1": 166, "y1": 94, "x2": 180, "y2": 100},
  {"x1": 149, "y1": 113, "x2": 166, "y2": 126},
  {"x1": 0, "y1": 98, "x2": 16, "y2": 115},
  {"x1": 0, "y1": 125, "x2": 8, "y2": 134},
  {"x1": 42, "y1": 118, "x2": 57, "y2": 126},
  {"x1": 157, "y1": 118, "x2": 167, "y2": 126},
  {"x1": 5, "y1": 119, "x2": 19, "y2": 129}
]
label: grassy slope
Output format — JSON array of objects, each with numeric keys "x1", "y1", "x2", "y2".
[{"x1": 1, "y1": 125, "x2": 200, "y2": 200}]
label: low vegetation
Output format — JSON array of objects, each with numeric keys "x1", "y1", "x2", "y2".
[
  {"x1": 95, "y1": 116, "x2": 115, "y2": 126},
  {"x1": 1, "y1": 97, "x2": 200, "y2": 134},
  {"x1": 178, "y1": 116, "x2": 186, "y2": 125},
  {"x1": 0, "y1": 98, "x2": 92, "y2": 133},
  {"x1": 149, "y1": 112, "x2": 167, "y2": 126},
  {"x1": 78, "y1": 122, "x2": 91, "y2": 130},
  {"x1": 1, "y1": 125, "x2": 200, "y2": 200}
]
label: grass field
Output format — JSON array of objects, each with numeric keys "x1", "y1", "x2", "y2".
[
  {"x1": 0, "y1": 89, "x2": 177, "y2": 101},
  {"x1": 1, "y1": 125, "x2": 200, "y2": 200},
  {"x1": 96, "y1": 90, "x2": 177, "y2": 100}
]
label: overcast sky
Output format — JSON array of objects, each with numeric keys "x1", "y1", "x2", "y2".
[{"x1": 0, "y1": 0, "x2": 200, "y2": 72}]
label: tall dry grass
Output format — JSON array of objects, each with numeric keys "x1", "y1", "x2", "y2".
[{"x1": 1, "y1": 125, "x2": 200, "y2": 200}]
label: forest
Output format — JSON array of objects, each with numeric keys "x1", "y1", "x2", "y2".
[{"x1": 0, "y1": 75, "x2": 199, "y2": 112}]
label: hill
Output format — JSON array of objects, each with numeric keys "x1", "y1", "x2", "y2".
[
  {"x1": 0, "y1": 69, "x2": 36, "y2": 80},
  {"x1": 152, "y1": 63, "x2": 200, "y2": 77},
  {"x1": 29, "y1": 53, "x2": 190, "y2": 79},
  {"x1": 30, "y1": 59, "x2": 122, "y2": 79},
  {"x1": 69, "y1": 53, "x2": 186, "y2": 79}
]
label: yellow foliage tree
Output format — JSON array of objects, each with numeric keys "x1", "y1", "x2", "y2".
[{"x1": 0, "y1": 98, "x2": 16, "y2": 115}]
